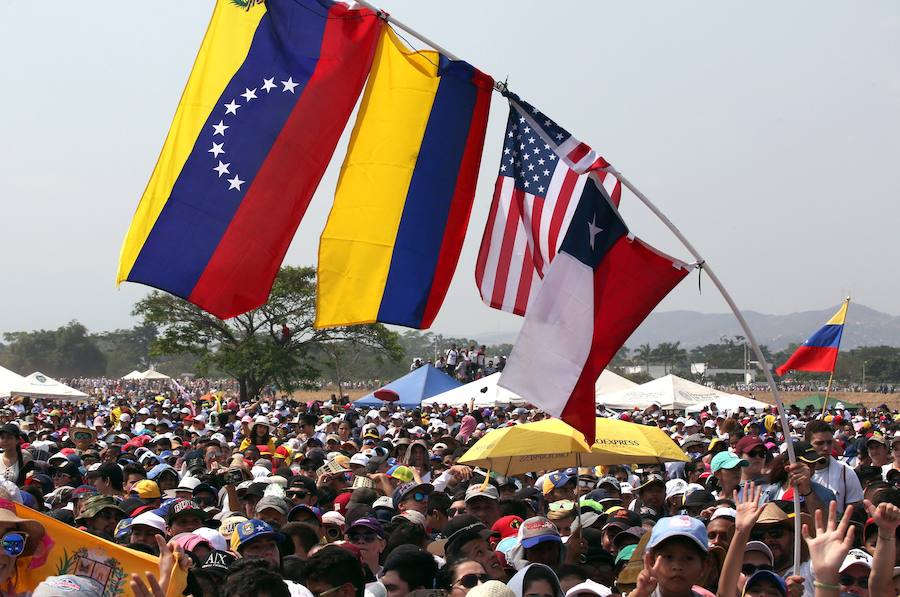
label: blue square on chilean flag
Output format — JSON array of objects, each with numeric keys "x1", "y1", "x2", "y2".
[{"x1": 558, "y1": 178, "x2": 628, "y2": 268}]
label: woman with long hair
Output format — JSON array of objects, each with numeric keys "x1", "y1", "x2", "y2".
[{"x1": 0, "y1": 425, "x2": 32, "y2": 486}]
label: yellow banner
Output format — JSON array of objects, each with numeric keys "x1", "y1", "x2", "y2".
[{"x1": 8, "y1": 502, "x2": 184, "y2": 596}]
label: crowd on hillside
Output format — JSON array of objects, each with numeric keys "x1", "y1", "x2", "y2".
[{"x1": 0, "y1": 376, "x2": 897, "y2": 597}]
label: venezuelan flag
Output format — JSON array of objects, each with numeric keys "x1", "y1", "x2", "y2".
[
  {"x1": 775, "y1": 301, "x2": 848, "y2": 376},
  {"x1": 117, "y1": 0, "x2": 383, "y2": 319},
  {"x1": 316, "y1": 29, "x2": 493, "y2": 329}
]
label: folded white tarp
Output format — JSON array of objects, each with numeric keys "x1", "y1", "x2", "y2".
[{"x1": 11, "y1": 372, "x2": 89, "y2": 401}]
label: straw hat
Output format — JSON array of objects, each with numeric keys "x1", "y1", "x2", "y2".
[{"x1": 0, "y1": 506, "x2": 46, "y2": 556}]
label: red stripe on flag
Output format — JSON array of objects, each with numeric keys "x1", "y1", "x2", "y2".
[
  {"x1": 547, "y1": 169, "x2": 579, "y2": 261},
  {"x1": 513, "y1": 242, "x2": 535, "y2": 316},
  {"x1": 189, "y1": 12, "x2": 382, "y2": 318},
  {"x1": 475, "y1": 177, "x2": 505, "y2": 291},
  {"x1": 560, "y1": 237, "x2": 689, "y2": 444},
  {"x1": 775, "y1": 346, "x2": 839, "y2": 376},
  {"x1": 530, "y1": 196, "x2": 545, "y2": 277},
  {"x1": 490, "y1": 188, "x2": 526, "y2": 309},
  {"x1": 567, "y1": 142, "x2": 591, "y2": 165},
  {"x1": 419, "y1": 70, "x2": 492, "y2": 328}
]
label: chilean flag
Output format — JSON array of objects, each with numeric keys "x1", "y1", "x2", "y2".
[
  {"x1": 775, "y1": 302, "x2": 848, "y2": 376},
  {"x1": 498, "y1": 175, "x2": 691, "y2": 444}
]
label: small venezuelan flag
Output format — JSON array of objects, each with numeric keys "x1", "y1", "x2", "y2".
[
  {"x1": 776, "y1": 300, "x2": 849, "y2": 376},
  {"x1": 315, "y1": 28, "x2": 493, "y2": 329},
  {"x1": 118, "y1": 0, "x2": 383, "y2": 319}
]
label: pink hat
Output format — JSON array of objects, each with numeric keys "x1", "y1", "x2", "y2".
[{"x1": 170, "y1": 532, "x2": 212, "y2": 554}]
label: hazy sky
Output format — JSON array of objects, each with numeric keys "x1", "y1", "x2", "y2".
[{"x1": 2, "y1": 1, "x2": 898, "y2": 340}]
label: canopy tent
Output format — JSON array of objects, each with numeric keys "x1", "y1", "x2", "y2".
[
  {"x1": 0, "y1": 365, "x2": 27, "y2": 399},
  {"x1": 139, "y1": 369, "x2": 171, "y2": 380},
  {"x1": 595, "y1": 369, "x2": 638, "y2": 397},
  {"x1": 424, "y1": 369, "x2": 637, "y2": 408},
  {"x1": 598, "y1": 374, "x2": 753, "y2": 412},
  {"x1": 686, "y1": 393, "x2": 771, "y2": 414},
  {"x1": 10, "y1": 372, "x2": 89, "y2": 401},
  {"x1": 355, "y1": 365, "x2": 462, "y2": 408},
  {"x1": 421, "y1": 372, "x2": 524, "y2": 408},
  {"x1": 121, "y1": 370, "x2": 143, "y2": 380},
  {"x1": 790, "y1": 394, "x2": 864, "y2": 411}
]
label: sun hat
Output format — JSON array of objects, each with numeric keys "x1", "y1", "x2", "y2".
[{"x1": 0, "y1": 505, "x2": 46, "y2": 556}]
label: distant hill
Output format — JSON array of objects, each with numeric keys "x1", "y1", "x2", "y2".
[{"x1": 464, "y1": 303, "x2": 900, "y2": 350}]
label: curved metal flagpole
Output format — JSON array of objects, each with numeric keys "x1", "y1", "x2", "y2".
[{"x1": 604, "y1": 167, "x2": 802, "y2": 573}]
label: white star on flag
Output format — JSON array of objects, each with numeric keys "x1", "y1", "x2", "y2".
[
  {"x1": 587, "y1": 216, "x2": 603, "y2": 250},
  {"x1": 241, "y1": 88, "x2": 258, "y2": 102},
  {"x1": 224, "y1": 100, "x2": 240, "y2": 115},
  {"x1": 212, "y1": 120, "x2": 229, "y2": 136},
  {"x1": 261, "y1": 77, "x2": 276, "y2": 93},
  {"x1": 227, "y1": 175, "x2": 245, "y2": 191},
  {"x1": 213, "y1": 161, "x2": 230, "y2": 177},
  {"x1": 208, "y1": 142, "x2": 225, "y2": 158},
  {"x1": 281, "y1": 78, "x2": 299, "y2": 93}
]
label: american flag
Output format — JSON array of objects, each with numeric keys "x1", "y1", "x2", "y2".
[{"x1": 475, "y1": 96, "x2": 621, "y2": 315}]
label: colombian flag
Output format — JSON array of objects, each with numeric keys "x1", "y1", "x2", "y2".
[
  {"x1": 118, "y1": 0, "x2": 383, "y2": 319},
  {"x1": 775, "y1": 301, "x2": 848, "y2": 376},
  {"x1": 315, "y1": 28, "x2": 492, "y2": 329}
]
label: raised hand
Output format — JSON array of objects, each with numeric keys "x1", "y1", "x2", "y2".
[
  {"x1": 865, "y1": 499, "x2": 900, "y2": 534},
  {"x1": 733, "y1": 481, "x2": 764, "y2": 535},
  {"x1": 802, "y1": 501, "x2": 854, "y2": 582}
]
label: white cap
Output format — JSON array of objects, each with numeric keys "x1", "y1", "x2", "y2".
[
  {"x1": 684, "y1": 418, "x2": 698, "y2": 427},
  {"x1": 839, "y1": 548, "x2": 873, "y2": 572},
  {"x1": 350, "y1": 454, "x2": 370, "y2": 467},
  {"x1": 119, "y1": 413, "x2": 132, "y2": 422},
  {"x1": 745, "y1": 541, "x2": 774, "y2": 565},
  {"x1": 178, "y1": 477, "x2": 201, "y2": 491},
  {"x1": 373, "y1": 496, "x2": 394, "y2": 510},
  {"x1": 675, "y1": 417, "x2": 686, "y2": 424},
  {"x1": 565, "y1": 580, "x2": 612, "y2": 597},
  {"x1": 704, "y1": 420, "x2": 716, "y2": 429},
  {"x1": 322, "y1": 511, "x2": 345, "y2": 527},
  {"x1": 132, "y1": 512, "x2": 166, "y2": 533},
  {"x1": 192, "y1": 527, "x2": 228, "y2": 551},
  {"x1": 710, "y1": 507, "x2": 737, "y2": 520},
  {"x1": 665, "y1": 479, "x2": 688, "y2": 501}
]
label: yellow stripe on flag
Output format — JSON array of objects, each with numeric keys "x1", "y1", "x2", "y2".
[
  {"x1": 117, "y1": 0, "x2": 265, "y2": 284},
  {"x1": 826, "y1": 301, "x2": 848, "y2": 325},
  {"x1": 315, "y1": 28, "x2": 440, "y2": 328},
  {"x1": 10, "y1": 503, "x2": 186, "y2": 596}
]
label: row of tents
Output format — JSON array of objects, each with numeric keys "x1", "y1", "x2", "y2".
[{"x1": 353, "y1": 364, "x2": 776, "y2": 412}]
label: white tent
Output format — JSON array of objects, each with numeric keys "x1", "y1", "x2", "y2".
[
  {"x1": 595, "y1": 369, "x2": 638, "y2": 398},
  {"x1": 139, "y1": 369, "x2": 170, "y2": 380},
  {"x1": 0, "y1": 365, "x2": 27, "y2": 399},
  {"x1": 421, "y1": 373, "x2": 525, "y2": 408},
  {"x1": 423, "y1": 369, "x2": 638, "y2": 408},
  {"x1": 685, "y1": 393, "x2": 771, "y2": 414},
  {"x1": 122, "y1": 370, "x2": 143, "y2": 380},
  {"x1": 11, "y1": 372, "x2": 89, "y2": 401},
  {"x1": 598, "y1": 374, "x2": 753, "y2": 412}
]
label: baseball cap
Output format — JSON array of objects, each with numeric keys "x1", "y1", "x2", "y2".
[
  {"x1": 636, "y1": 474, "x2": 665, "y2": 492},
  {"x1": 131, "y1": 480, "x2": 162, "y2": 500},
  {"x1": 218, "y1": 515, "x2": 248, "y2": 540},
  {"x1": 76, "y1": 496, "x2": 125, "y2": 522},
  {"x1": 166, "y1": 499, "x2": 210, "y2": 525},
  {"x1": 792, "y1": 441, "x2": 825, "y2": 464},
  {"x1": 741, "y1": 570, "x2": 786, "y2": 597},
  {"x1": 745, "y1": 541, "x2": 774, "y2": 566},
  {"x1": 392, "y1": 510, "x2": 427, "y2": 527},
  {"x1": 131, "y1": 512, "x2": 167, "y2": 533},
  {"x1": 491, "y1": 515, "x2": 523, "y2": 539},
  {"x1": 255, "y1": 495, "x2": 289, "y2": 516},
  {"x1": 839, "y1": 548, "x2": 873, "y2": 572},
  {"x1": 542, "y1": 471, "x2": 574, "y2": 496},
  {"x1": 392, "y1": 482, "x2": 433, "y2": 510},
  {"x1": 646, "y1": 515, "x2": 708, "y2": 553},
  {"x1": 565, "y1": 580, "x2": 612, "y2": 597},
  {"x1": 711, "y1": 451, "x2": 749, "y2": 472},
  {"x1": 518, "y1": 516, "x2": 561, "y2": 549},
  {"x1": 734, "y1": 435, "x2": 764, "y2": 456},
  {"x1": 596, "y1": 476, "x2": 621, "y2": 492},
  {"x1": 710, "y1": 507, "x2": 737, "y2": 521},
  {"x1": 32, "y1": 575, "x2": 104, "y2": 597},
  {"x1": 613, "y1": 526, "x2": 646, "y2": 549},
  {"x1": 347, "y1": 517, "x2": 385, "y2": 538},
  {"x1": 231, "y1": 519, "x2": 278, "y2": 552},
  {"x1": 465, "y1": 484, "x2": 500, "y2": 503},
  {"x1": 202, "y1": 550, "x2": 237, "y2": 577},
  {"x1": 385, "y1": 465, "x2": 414, "y2": 483}
]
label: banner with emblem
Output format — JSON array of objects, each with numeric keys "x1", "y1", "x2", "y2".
[{"x1": 6, "y1": 501, "x2": 184, "y2": 597}]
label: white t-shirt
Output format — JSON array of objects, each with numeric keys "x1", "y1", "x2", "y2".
[
  {"x1": 446, "y1": 349, "x2": 458, "y2": 366},
  {"x1": 811, "y1": 458, "x2": 863, "y2": 511}
]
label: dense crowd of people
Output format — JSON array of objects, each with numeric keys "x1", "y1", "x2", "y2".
[{"x1": 0, "y1": 379, "x2": 897, "y2": 597}]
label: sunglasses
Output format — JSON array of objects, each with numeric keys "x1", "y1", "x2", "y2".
[
  {"x1": 347, "y1": 532, "x2": 379, "y2": 544},
  {"x1": 1, "y1": 532, "x2": 28, "y2": 557},
  {"x1": 549, "y1": 500, "x2": 575, "y2": 513},
  {"x1": 455, "y1": 573, "x2": 489, "y2": 589},
  {"x1": 289, "y1": 491, "x2": 309, "y2": 499},
  {"x1": 839, "y1": 575, "x2": 868, "y2": 589},
  {"x1": 448, "y1": 508, "x2": 466, "y2": 517},
  {"x1": 73, "y1": 432, "x2": 93, "y2": 441},
  {"x1": 746, "y1": 449, "x2": 767, "y2": 459},
  {"x1": 751, "y1": 527, "x2": 785, "y2": 541},
  {"x1": 409, "y1": 492, "x2": 427, "y2": 502},
  {"x1": 742, "y1": 564, "x2": 774, "y2": 575}
]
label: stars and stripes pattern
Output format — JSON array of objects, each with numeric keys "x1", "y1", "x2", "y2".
[{"x1": 475, "y1": 96, "x2": 621, "y2": 316}]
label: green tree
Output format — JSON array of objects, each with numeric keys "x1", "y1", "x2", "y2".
[
  {"x1": 93, "y1": 324, "x2": 158, "y2": 377},
  {"x1": 1, "y1": 321, "x2": 106, "y2": 377},
  {"x1": 133, "y1": 266, "x2": 403, "y2": 401},
  {"x1": 653, "y1": 341, "x2": 687, "y2": 374},
  {"x1": 636, "y1": 343, "x2": 654, "y2": 371}
]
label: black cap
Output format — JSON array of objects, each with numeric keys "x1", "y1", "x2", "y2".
[
  {"x1": 683, "y1": 490, "x2": 715, "y2": 508},
  {"x1": 792, "y1": 441, "x2": 824, "y2": 464}
]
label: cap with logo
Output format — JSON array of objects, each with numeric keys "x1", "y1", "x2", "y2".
[
  {"x1": 202, "y1": 550, "x2": 237, "y2": 577},
  {"x1": 32, "y1": 575, "x2": 104, "y2": 597},
  {"x1": 518, "y1": 516, "x2": 561, "y2": 549},
  {"x1": 646, "y1": 515, "x2": 708, "y2": 553},
  {"x1": 541, "y1": 471, "x2": 574, "y2": 496},
  {"x1": 465, "y1": 484, "x2": 499, "y2": 503},
  {"x1": 490, "y1": 515, "x2": 523, "y2": 539},
  {"x1": 839, "y1": 548, "x2": 873, "y2": 572},
  {"x1": 740, "y1": 570, "x2": 786, "y2": 597},
  {"x1": 166, "y1": 499, "x2": 210, "y2": 525},
  {"x1": 76, "y1": 496, "x2": 125, "y2": 522},
  {"x1": 231, "y1": 518, "x2": 277, "y2": 552}
]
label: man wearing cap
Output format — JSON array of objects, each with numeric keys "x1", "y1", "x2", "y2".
[
  {"x1": 542, "y1": 471, "x2": 577, "y2": 503},
  {"x1": 76, "y1": 495, "x2": 126, "y2": 539},
  {"x1": 231, "y1": 519, "x2": 281, "y2": 569},
  {"x1": 635, "y1": 474, "x2": 666, "y2": 518},
  {"x1": 805, "y1": 420, "x2": 863, "y2": 513},
  {"x1": 837, "y1": 548, "x2": 873, "y2": 597},
  {"x1": 166, "y1": 499, "x2": 209, "y2": 537},
  {"x1": 443, "y1": 514, "x2": 507, "y2": 581},
  {"x1": 711, "y1": 451, "x2": 747, "y2": 500},
  {"x1": 393, "y1": 481, "x2": 433, "y2": 515},
  {"x1": 866, "y1": 435, "x2": 891, "y2": 469},
  {"x1": 508, "y1": 516, "x2": 564, "y2": 570},
  {"x1": 464, "y1": 483, "x2": 501, "y2": 527},
  {"x1": 256, "y1": 495, "x2": 289, "y2": 530},
  {"x1": 751, "y1": 503, "x2": 812, "y2": 588},
  {"x1": 129, "y1": 511, "x2": 167, "y2": 551},
  {"x1": 130, "y1": 479, "x2": 162, "y2": 509}
]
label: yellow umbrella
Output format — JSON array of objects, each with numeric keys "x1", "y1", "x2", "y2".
[{"x1": 459, "y1": 417, "x2": 687, "y2": 476}]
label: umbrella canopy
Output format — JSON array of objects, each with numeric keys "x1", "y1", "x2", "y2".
[
  {"x1": 459, "y1": 417, "x2": 688, "y2": 475},
  {"x1": 355, "y1": 365, "x2": 461, "y2": 408},
  {"x1": 121, "y1": 370, "x2": 143, "y2": 380},
  {"x1": 0, "y1": 365, "x2": 27, "y2": 399},
  {"x1": 11, "y1": 372, "x2": 89, "y2": 401}
]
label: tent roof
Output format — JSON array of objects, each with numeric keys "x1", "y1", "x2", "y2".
[
  {"x1": 140, "y1": 369, "x2": 170, "y2": 380},
  {"x1": 355, "y1": 365, "x2": 462, "y2": 408},
  {"x1": 595, "y1": 369, "x2": 638, "y2": 398},
  {"x1": 121, "y1": 370, "x2": 143, "y2": 380},
  {"x1": 11, "y1": 372, "x2": 89, "y2": 400},
  {"x1": 598, "y1": 374, "x2": 751, "y2": 411},
  {"x1": 790, "y1": 394, "x2": 864, "y2": 411},
  {"x1": 0, "y1": 365, "x2": 27, "y2": 399},
  {"x1": 422, "y1": 372, "x2": 525, "y2": 407}
]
